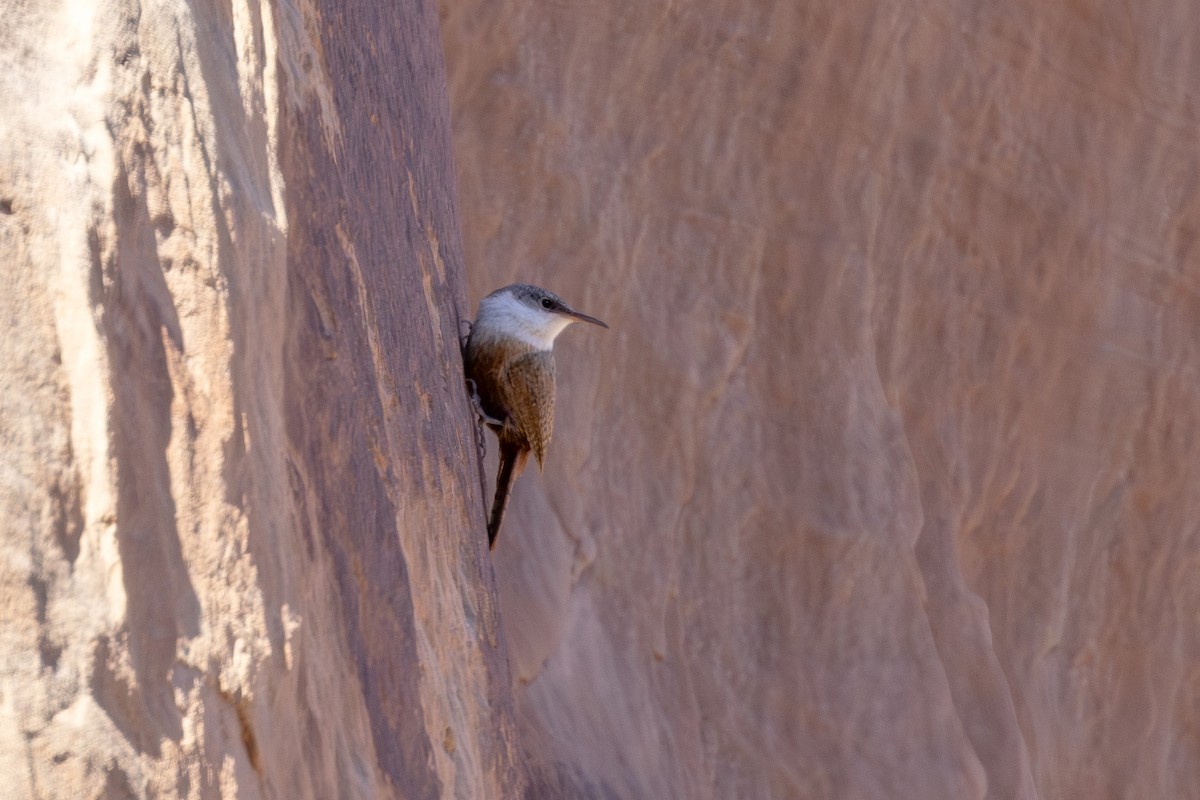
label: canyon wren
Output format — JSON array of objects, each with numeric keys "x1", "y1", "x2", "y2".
[{"x1": 464, "y1": 284, "x2": 608, "y2": 549}]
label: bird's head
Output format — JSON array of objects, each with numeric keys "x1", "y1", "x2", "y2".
[{"x1": 479, "y1": 283, "x2": 608, "y2": 349}]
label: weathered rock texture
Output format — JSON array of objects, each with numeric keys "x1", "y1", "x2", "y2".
[
  {"x1": 5, "y1": 0, "x2": 1200, "y2": 797},
  {"x1": 1, "y1": 0, "x2": 521, "y2": 797},
  {"x1": 440, "y1": 1, "x2": 1200, "y2": 798}
]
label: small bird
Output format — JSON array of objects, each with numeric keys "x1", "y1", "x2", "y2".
[{"x1": 464, "y1": 284, "x2": 608, "y2": 548}]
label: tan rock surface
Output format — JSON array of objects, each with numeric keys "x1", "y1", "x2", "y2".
[
  {"x1": 440, "y1": 1, "x2": 1200, "y2": 798},
  {"x1": 5, "y1": 0, "x2": 1199, "y2": 797},
  {"x1": 1, "y1": 0, "x2": 519, "y2": 797}
]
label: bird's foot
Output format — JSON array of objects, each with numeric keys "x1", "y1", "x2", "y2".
[
  {"x1": 464, "y1": 377, "x2": 492, "y2": 522},
  {"x1": 466, "y1": 379, "x2": 505, "y2": 427}
]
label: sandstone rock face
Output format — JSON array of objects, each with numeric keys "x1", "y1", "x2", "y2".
[
  {"x1": 440, "y1": 1, "x2": 1200, "y2": 798},
  {"x1": 1, "y1": 0, "x2": 519, "y2": 797},
  {"x1": 6, "y1": 0, "x2": 1199, "y2": 797}
]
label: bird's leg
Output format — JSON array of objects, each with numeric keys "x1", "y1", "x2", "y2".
[
  {"x1": 466, "y1": 378, "x2": 505, "y2": 428},
  {"x1": 464, "y1": 377, "x2": 494, "y2": 523},
  {"x1": 465, "y1": 378, "x2": 489, "y2": 455}
]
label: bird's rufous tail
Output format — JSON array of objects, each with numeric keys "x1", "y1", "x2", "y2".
[{"x1": 488, "y1": 442, "x2": 530, "y2": 548}]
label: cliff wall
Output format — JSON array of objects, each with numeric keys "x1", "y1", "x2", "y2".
[
  {"x1": 440, "y1": 2, "x2": 1200, "y2": 798},
  {"x1": 3, "y1": 1, "x2": 1198, "y2": 799},
  {"x1": 0, "y1": 0, "x2": 518, "y2": 797}
]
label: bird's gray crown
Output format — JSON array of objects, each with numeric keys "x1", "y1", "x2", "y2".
[{"x1": 488, "y1": 283, "x2": 568, "y2": 314}]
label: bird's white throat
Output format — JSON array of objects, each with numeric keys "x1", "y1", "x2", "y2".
[{"x1": 478, "y1": 291, "x2": 572, "y2": 350}]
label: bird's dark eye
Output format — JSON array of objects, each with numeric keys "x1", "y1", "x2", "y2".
[{"x1": 541, "y1": 297, "x2": 554, "y2": 309}]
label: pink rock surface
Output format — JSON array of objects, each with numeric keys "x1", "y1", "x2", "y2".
[
  {"x1": 1, "y1": 0, "x2": 519, "y2": 797},
  {"x1": 4, "y1": 0, "x2": 1198, "y2": 797},
  {"x1": 441, "y1": 1, "x2": 1200, "y2": 797}
]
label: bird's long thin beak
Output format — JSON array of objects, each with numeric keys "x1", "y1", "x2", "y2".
[{"x1": 560, "y1": 307, "x2": 609, "y2": 328}]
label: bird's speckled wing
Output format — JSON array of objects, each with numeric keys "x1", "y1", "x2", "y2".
[{"x1": 500, "y1": 350, "x2": 555, "y2": 465}]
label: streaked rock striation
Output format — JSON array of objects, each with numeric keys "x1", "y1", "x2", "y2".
[
  {"x1": 5, "y1": 0, "x2": 1198, "y2": 798},
  {"x1": 1, "y1": 0, "x2": 518, "y2": 797}
]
